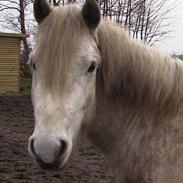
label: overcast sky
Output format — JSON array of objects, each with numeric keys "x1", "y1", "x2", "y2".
[{"x1": 156, "y1": 0, "x2": 183, "y2": 54}]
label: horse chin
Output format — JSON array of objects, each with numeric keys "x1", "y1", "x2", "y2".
[
  {"x1": 34, "y1": 159, "x2": 67, "y2": 171},
  {"x1": 32, "y1": 150, "x2": 70, "y2": 171}
]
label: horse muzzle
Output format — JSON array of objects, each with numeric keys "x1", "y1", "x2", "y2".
[{"x1": 28, "y1": 136, "x2": 69, "y2": 170}]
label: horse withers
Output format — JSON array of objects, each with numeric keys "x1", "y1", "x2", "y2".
[{"x1": 28, "y1": 0, "x2": 183, "y2": 182}]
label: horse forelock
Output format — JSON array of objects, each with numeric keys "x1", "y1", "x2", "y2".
[{"x1": 33, "y1": 5, "x2": 85, "y2": 95}]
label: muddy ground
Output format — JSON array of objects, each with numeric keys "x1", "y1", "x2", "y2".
[{"x1": 0, "y1": 96, "x2": 114, "y2": 183}]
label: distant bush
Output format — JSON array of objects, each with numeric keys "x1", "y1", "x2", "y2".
[
  {"x1": 172, "y1": 54, "x2": 183, "y2": 61},
  {"x1": 178, "y1": 55, "x2": 183, "y2": 61}
]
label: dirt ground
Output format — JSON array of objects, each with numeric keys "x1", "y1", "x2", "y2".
[{"x1": 0, "y1": 96, "x2": 114, "y2": 183}]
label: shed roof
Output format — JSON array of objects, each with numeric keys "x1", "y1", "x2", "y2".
[{"x1": 0, "y1": 32, "x2": 29, "y2": 39}]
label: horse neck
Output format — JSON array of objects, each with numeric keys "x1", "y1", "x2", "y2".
[
  {"x1": 88, "y1": 20, "x2": 183, "y2": 163},
  {"x1": 97, "y1": 19, "x2": 183, "y2": 113}
]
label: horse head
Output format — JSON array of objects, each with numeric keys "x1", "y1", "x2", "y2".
[{"x1": 28, "y1": 0, "x2": 101, "y2": 170}]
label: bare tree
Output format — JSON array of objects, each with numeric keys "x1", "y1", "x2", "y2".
[
  {"x1": 0, "y1": 0, "x2": 177, "y2": 46},
  {"x1": 0, "y1": 0, "x2": 34, "y2": 77},
  {"x1": 97, "y1": 0, "x2": 176, "y2": 45},
  {"x1": 0, "y1": 0, "x2": 32, "y2": 53},
  {"x1": 49, "y1": 0, "x2": 62, "y2": 6},
  {"x1": 48, "y1": 0, "x2": 78, "y2": 6}
]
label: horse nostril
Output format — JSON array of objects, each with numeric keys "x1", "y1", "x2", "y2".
[
  {"x1": 30, "y1": 138, "x2": 37, "y2": 157},
  {"x1": 58, "y1": 140, "x2": 67, "y2": 158}
]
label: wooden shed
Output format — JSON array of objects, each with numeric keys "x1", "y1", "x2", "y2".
[{"x1": 0, "y1": 32, "x2": 28, "y2": 93}]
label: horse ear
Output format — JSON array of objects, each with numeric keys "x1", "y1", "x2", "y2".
[
  {"x1": 82, "y1": 0, "x2": 101, "y2": 29},
  {"x1": 34, "y1": 0, "x2": 52, "y2": 24}
]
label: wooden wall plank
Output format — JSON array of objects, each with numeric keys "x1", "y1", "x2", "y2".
[{"x1": 0, "y1": 35, "x2": 21, "y2": 93}]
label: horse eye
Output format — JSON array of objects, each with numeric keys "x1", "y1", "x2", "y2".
[
  {"x1": 32, "y1": 63, "x2": 36, "y2": 70},
  {"x1": 87, "y1": 62, "x2": 96, "y2": 73}
]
